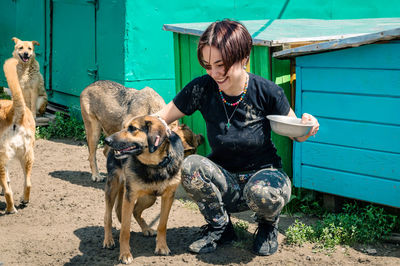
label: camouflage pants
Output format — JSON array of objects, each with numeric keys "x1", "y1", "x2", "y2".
[{"x1": 181, "y1": 154, "x2": 291, "y2": 228}]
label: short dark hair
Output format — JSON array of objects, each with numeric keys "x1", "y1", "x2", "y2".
[{"x1": 197, "y1": 19, "x2": 252, "y2": 74}]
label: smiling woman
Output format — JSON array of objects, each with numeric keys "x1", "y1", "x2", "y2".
[{"x1": 156, "y1": 19, "x2": 319, "y2": 256}]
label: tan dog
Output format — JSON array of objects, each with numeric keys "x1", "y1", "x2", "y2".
[
  {"x1": 0, "y1": 58, "x2": 35, "y2": 214},
  {"x1": 12, "y1": 37, "x2": 47, "y2": 118},
  {"x1": 80, "y1": 80, "x2": 204, "y2": 182},
  {"x1": 103, "y1": 115, "x2": 184, "y2": 263}
]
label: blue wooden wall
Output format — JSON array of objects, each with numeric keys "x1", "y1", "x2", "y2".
[{"x1": 293, "y1": 41, "x2": 400, "y2": 207}]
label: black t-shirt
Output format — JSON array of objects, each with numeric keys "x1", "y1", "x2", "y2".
[{"x1": 173, "y1": 73, "x2": 290, "y2": 172}]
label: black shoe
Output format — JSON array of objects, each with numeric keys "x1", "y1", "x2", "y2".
[
  {"x1": 189, "y1": 219, "x2": 237, "y2": 254},
  {"x1": 252, "y1": 221, "x2": 279, "y2": 256}
]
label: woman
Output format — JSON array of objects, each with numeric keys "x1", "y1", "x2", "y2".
[{"x1": 157, "y1": 19, "x2": 319, "y2": 255}]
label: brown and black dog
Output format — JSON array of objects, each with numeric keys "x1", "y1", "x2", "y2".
[
  {"x1": 0, "y1": 58, "x2": 35, "y2": 214},
  {"x1": 174, "y1": 124, "x2": 205, "y2": 158},
  {"x1": 80, "y1": 80, "x2": 204, "y2": 182},
  {"x1": 103, "y1": 115, "x2": 184, "y2": 264}
]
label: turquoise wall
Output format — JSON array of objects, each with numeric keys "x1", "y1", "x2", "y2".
[
  {"x1": 124, "y1": 0, "x2": 400, "y2": 102},
  {"x1": 1, "y1": 0, "x2": 399, "y2": 108},
  {"x1": 0, "y1": 0, "x2": 45, "y2": 86},
  {"x1": 97, "y1": 0, "x2": 125, "y2": 84}
]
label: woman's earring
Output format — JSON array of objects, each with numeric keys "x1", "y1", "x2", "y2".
[{"x1": 243, "y1": 65, "x2": 247, "y2": 70}]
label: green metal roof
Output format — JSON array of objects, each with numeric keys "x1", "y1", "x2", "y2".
[
  {"x1": 273, "y1": 27, "x2": 400, "y2": 59},
  {"x1": 163, "y1": 18, "x2": 400, "y2": 47}
]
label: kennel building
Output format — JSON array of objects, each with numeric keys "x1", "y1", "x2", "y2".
[
  {"x1": 163, "y1": 18, "x2": 400, "y2": 177},
  {"x1": 274, "y1": 28, "x2": 400, "y2": 208}
]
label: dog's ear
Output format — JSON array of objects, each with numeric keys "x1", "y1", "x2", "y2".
[
  {"x1": 12, "y1": 37, "x2": 20, "y2": 44},
  {"x1": 174, "y1": 125, "x2": 194, "y2": 155},
  {"x1": 146, "y1": 120, "x2": 169, "y2": 153},
  {"x1": 196, "y1": 133, "x2": 205, "y2": 146},
  {"x1": 32, "y1": 41, "x2": 40, "y2": 46}
]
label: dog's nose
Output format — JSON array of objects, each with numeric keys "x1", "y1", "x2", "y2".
[
  {"x1": 23, "y1": 52, "x2": 29, "y2": 57},
  {"x1": 104, "y1": 136, "x2": 113, "y2": 146}
]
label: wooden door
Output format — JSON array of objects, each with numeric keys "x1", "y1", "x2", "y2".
[{"x1": 50, "y1": 0, "x2": 97, "y2": 110}]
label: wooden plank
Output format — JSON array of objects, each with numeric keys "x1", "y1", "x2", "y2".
[
  {"x1": 309, "y1": 118, "x2": 400, "y2": 154},
  {"x1": 301, "y1": 142, "x2": 400, "y2": 181},
  {"x1": 271, "y1": 56, "x2": 292, "y2": 177},
  {"x1": 301, "y1": 68, "x2": 400, "y2": 97},
  {"x1": 51, "y1": 1, "x2": 96, "y2": 96},
  {"x1": 274, "y1": 27, "x2": 400, "y2": 59},
  {"x1": 294, "y1": 41, "x2": 400, "y2": 69},
  {"x1": 301, "y1": 166, "x2": 400, "y2": 208},
  {"x1": 178, "y1": 34, "x2": 194, "y2": 134},
  {"x1": 179, "y1": 34, "x2": 192, "y2": 91},
  {"x1": 293, "y1": 66, "x2": 303, "y2": 187},
  {"x1": 189, "y1": 35, "x2": 203, "y2": 79},
  {"x1": 251, "y1": 46, "x2": 270, "y2": 79},
  {"x1": 48, "y1": 91, "x2": 81, "y2": 116},
  {"x1": 46, "y1": 102, "x2": 69, "y2": 114},
  {"x1": 164, "y1": 18, "x2": 400, "y2": 47},
  {"x1": 302, "y1": 92, "x2": 400, "y2": 125},
  {"x1": 173, "y1": 33, "x2": 182, "y2": 95},
  {"x1": 188, "y1": 35, "x2": 209, "y2": 156}
]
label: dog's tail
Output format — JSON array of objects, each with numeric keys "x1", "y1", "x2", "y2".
[{"x1": 3, "y1": 58, "x2": 26, "y2": 122}]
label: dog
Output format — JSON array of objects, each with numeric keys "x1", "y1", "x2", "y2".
[
  {"x1": 173, "y1": 124, "x2": 205, "y2": 157},
  {"x1": 80, "y1": 80, "x2": 204, "y2": 182},
  {"x1": 12, "y1": 37, "x2": 47, "y2": 118},
  {"x1": 103, "y1": 115, "x2": 184, "y2": 263},
  {"x1": 0, "y1": 58, "x2": 35, "y2": 214}
]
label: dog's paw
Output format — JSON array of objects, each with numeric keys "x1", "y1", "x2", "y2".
[
  {"x1": 18, "y1": 201, "x2": 28, "y2": 209},
  {"x1": 5, "y1": 206, "x2": 18, "y2": 214},
  {"x1": 103, "y1": 238, "x2": 115, "y2": 249},
  {"x1": 92, "y1": 174, "x2": 105, "y2": 182},
  {"x1": 142, "y1": 228, "x2": 156, "y2": 237},
  {"x1": 154, "y1": 245, "x2": 171, "y2": 256},
  {"x1": 119, "y1": 252, "x2": 134, "y2": 264}
]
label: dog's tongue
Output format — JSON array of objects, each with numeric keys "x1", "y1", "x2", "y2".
[
  {"x1": 23, "y1": 58, "x2": 28, "y2": 62},
  {"x1": 154, "y1": 135, "x2": 160, "y2": 147}
]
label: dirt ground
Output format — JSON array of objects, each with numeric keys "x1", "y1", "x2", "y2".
[{"x1": 0, "y1": 139, "x2": 399, "y2": 266}]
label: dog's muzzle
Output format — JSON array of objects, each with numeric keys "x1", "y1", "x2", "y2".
[
  {"x1": 105, "y1": 136, "x2": 144, "y2": 159},
  {"x1": 113, "y1": 145, "x2": 140, "y2": 159},
  {"x1": 19, "y1": 53, "x2": 30, "y2": 62}
]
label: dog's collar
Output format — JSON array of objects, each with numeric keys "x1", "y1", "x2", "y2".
[
  {"x1": 157, "y1": 153, "x2": 171, "y2": 168},
  {"x1": 145, "y1": 151, "x2": 171, "y2": 168}
]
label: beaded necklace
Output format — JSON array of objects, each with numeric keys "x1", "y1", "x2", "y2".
[
  {"x1": 219, "y1": 75, "x2": 249, "y2": 131},
  {"x1": 218, "y1": 77, "x2": 248, "y2": 107}
]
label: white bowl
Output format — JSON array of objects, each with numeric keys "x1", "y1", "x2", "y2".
[{"x1": 267, "y1": 115, "x2": 314, "y2": 138}]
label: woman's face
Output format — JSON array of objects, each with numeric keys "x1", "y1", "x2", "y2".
[{"x1": 201, "y1": 45, "x2": 246, "y2": 95}]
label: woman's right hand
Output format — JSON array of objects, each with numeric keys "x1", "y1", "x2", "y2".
[{"x1": 156, "y1": 102, "x2": 185, "y2": 125}]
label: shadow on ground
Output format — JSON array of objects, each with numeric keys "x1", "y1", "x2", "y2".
[
  {"x1": 50, "y1": 170, "x2": 105, "y2": 190},
  {"x1": 66, "y1": 225, "x2": 258, "y2": 265}
]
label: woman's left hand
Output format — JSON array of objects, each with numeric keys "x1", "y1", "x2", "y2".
[{"x1": 301, "y1": 113, "x2": 319, "y2": 137}]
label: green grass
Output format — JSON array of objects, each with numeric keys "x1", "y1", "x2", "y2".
[
  {"x1": 285, "y1": 220, "x2": 315, "y2": 246},
  {"x1": 0, "y1": 86, "x2": 11, "y2": 100},
  {"x1": 282, "y1": 187, "x2": 326, "y2": 217},
  {"x1": 285, "y1": 203, "x2": 398, "y2": 251},
  {"x1": 232, "y1": 219, "x2": 253, "y2": 249},
  {"x1": 35, "y1": 111, "x2": 106, "y2": 146},
  {"x1": 177, "y1": 199, "x2": 199, "y2": 211},
  {"x1": 36, "y1": 112, "x2": 86, "y2": 141}
]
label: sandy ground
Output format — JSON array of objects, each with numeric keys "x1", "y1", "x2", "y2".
[{"x1": 0, "y1": 139, "x2": 399, "y2": 266}]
